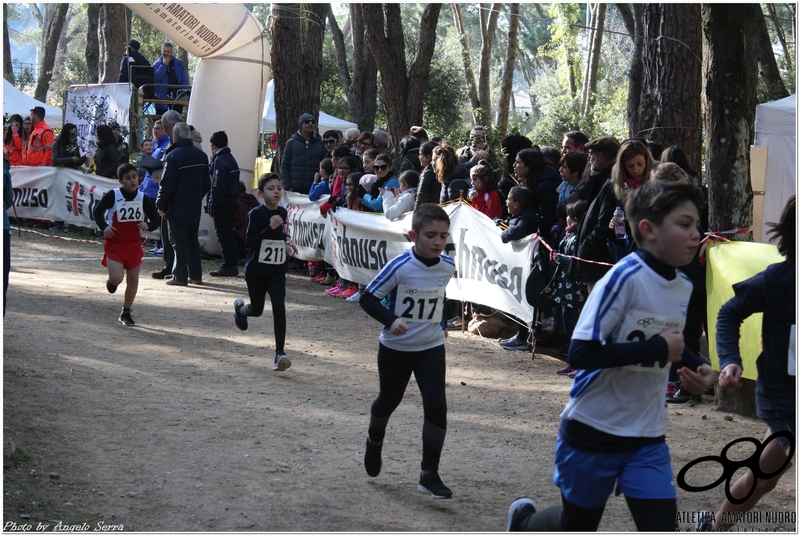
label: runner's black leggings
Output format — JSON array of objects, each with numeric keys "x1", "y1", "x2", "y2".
[
  {"x1": 519, "y1": 492, "x2": 677, "y2": 531},
  {"x1": 369, "y1": 343, "x2": 447, "y2": 471},
  {"x1": 243, "y1": 272, "x2": 286, "y2": 352}
]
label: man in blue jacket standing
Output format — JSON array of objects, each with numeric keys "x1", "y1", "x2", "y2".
[
  {"x1": 156, "y1": 122, "x2": 210, "y2": 286},
  {"x1": 153, "y1": 42, "x2": 189, "y2": 116},
  {"x1": 207, "y1": 131, "x2": 241, "y2": 277},
  {"x1": 281, "y1": 113, "x2": 325, "y2": 194}
]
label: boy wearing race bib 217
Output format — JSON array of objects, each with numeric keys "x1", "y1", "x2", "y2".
[
  {"x1": 233, "y1": 173, "x2": 297, "y2": 372},
  {"x1": 507, "y1": 178, "x2": 717, "y2": 531},
  {"x1": 93, "y1": 163, "x2": 160, "y2": 326},
  {"x1": 359, "y1": 203, "x2": 457, "y2": 499}
]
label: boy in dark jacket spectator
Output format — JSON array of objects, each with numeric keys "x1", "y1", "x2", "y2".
[{"x1": 499, "y1": 186, "x2": 540, "y2": 351}]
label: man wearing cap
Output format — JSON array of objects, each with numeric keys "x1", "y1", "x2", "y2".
[
  {"x1": 118, "y1": 39, "x2": 151, "y2": 84},
  {"x1": 207, "y1": 131, "x2": 241, "y2": 277},
  {"x1": 22, "y1": 106, "x2": 54, "y2": 167},
  {"x1": 566, "y1": 135, "x2": 620, "y2": 289},
  {"x1": 110, "y1": 122, "x2": 130, "y2": 164},
  {"x1": 281, "y1": 113, "x2": 325, "y2": 194}
]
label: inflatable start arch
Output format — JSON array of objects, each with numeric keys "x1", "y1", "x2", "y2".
[
  {"x1": 126, "y1": 3, "x2": 271, "y2": 186},
  {"x1": 125, "y1": 3, "x2": 271, "y2": 255}
]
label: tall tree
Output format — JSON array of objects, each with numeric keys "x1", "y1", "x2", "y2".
[
  {"x1": 32, "y1": 3, "x2": 68, "y2": 102},
  {"x1": 98, "y1": 4, "x2": 127, "y2": 83},
  {"x1": 3, "y1": 4, "x2": 14, "y2": 84},
  {"x1": 766, "y1": 3, "x2": 794, "y2": 74},
  {"x1": 702, "y1": 4, "x2": 759, "y2": 417},
  {"x1": 86, "y1": 4, "x2": 100, "y2": 84},
  {"x1": 581, "y1": 3, "x2": 606, "y2": 117},
  {"x1": 631, "y1": 4, "x2": 702, "y2": 173},
  {"x1": 496, "y1": 3, "x2": 519, "y2": 139},
  {"x1": 617, "y1": 3, "x2": 645, "y2": 139},
  {"x1": 477, "y1": 3, "x2": 502, "y2": 125},
  {"x1": 748, "y1": 4, "x2": 790, "y2": 102},
  {"x1": 451, "y1": 4, "x2": 480, "y2": 124},
  {"x1": 327, "y1": 3, "x2": 377, "y2": 132},
  {"x1": 271, "y1": 3, "x2": 329, "y2": 174},
  {"x1": 362, "y1": 4, "x2": 442, "y2": 148}
]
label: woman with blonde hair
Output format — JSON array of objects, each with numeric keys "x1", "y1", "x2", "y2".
[{"x1": 610, "y1": 139, "x2": 654, "y2": 205}]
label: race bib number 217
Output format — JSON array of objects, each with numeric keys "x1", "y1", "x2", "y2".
[{"x1": 394, "y1": 284, "x2": 445, "y2": 323}]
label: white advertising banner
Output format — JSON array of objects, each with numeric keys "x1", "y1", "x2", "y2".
[
  {"x1": 8, "y1": 166, "x2": 118, "y2": 228},
  {"x1": 446, "y1": 203, "x2": 536, "y2": 324},
  {"x1": 285, "y1": 193, "x2": 330, "y2": 262},
  {"x1": 283, "y1": 193, "x2": 535, "y2": 323},
  {"x1": 329, "y1": 207, "x2": 415, "y2": 286},
  {"x1": 64, "y1": 83, "x2": 132, "y2": 158}
]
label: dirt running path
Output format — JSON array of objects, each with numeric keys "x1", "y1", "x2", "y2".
[{"x1": 3, "y1": 231, "x2": 795, "y2": 531}]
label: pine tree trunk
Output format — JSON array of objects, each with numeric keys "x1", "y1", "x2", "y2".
[
  {"x1": 328, "y1": 4, "x2": 376, "y2": 132},
  {"x1": 749, "y1": 4, "x2": 790, "y2": 102},
  {"x1": 86, "y1": 4, "x2": 100, "y2": 84},
  {"x1": 766, "y1": 4, "x2": 794, "y2": 73},
  {"x1": 363, "y1": 4, "x2": 441, "y2": 148},
  {"x1": 581, "y1": 4, "x2": 598, "y2": 114},
  {"x1": 451, "y1": 3, "x2": 480, "y2": 123},
  {"x1": 477, "y1": 3, "x2": 501, "y2": 126},
  {"x1": 271, "y1": 3, "x2": 328, "y2": 177},
  {"x1": 98, "y1": 4, "x2": 127, "y2": 84},
  {"x1": 583, "y1": 3, "x2": 606, "y2": 117},
  {"x1": 624, "y1": 3, "x2": 646, "y2": 138},
  {"x1": 634, "y1": 4, "x2": 702, "y2": 173},
  {"x1": 496, "y1": 3, "x2": 519, "y2": 139},
  {"x1": 702, "y1": 3, "x2": 759, "y2": 417},
  {"x1": 34, "y1": 3, "x2": 68, "y2": 102},
  {"x1": 3, "y1": 5, "x2": 14, "y2": 84}
]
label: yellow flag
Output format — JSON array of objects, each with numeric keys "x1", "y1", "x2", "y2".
[{"x1": 706, "y1": 241, "x2": 784, "y2": 380}]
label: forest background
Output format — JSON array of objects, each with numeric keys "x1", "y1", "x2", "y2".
[{"x1": 3, "y1": 3, "x2": 797, "y2": 414}]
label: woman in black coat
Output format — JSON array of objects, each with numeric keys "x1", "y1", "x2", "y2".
[
  {"x1": 513, "y1": 148, "x2": 560, "y2": 246},
  {"x1": 52, "y1": 123, "x2": 87, "y2": 169},
  {"x1": 94, "y1": 124, "x2": 121, "y2": 179}
]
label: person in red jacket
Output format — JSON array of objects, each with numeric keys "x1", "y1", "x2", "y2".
[
  {"x1": 3, "y1": 114, "x2": 25, "y2": 166},
  {"x1": 22, "y1": 106, "x2": 54, "y2": 166},
  {"x1": 467, "y1": 159, "x2": 502, "y2": 220}
]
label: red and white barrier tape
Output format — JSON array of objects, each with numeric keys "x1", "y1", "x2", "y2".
[
  {"x1": 698, "y1": 226, "x2": 752, "y2": 264},
  {"x1": 16, "y1": 226, "x2": 103, "y2": 245}
]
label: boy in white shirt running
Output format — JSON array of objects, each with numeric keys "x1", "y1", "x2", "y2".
[
  {"x1": 359, "y1": 203, "x2": 457, "y2": 499},
  {"x1": 507, "y1": 178, "x2": 716, "y2": 531}
]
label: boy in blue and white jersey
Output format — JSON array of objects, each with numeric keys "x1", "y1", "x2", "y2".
[
  {"x1": 507, "y1": 178, "x2": 716, "y2": 531},
  {"x1": 359, "y1": 203, "x2": 457, "y2": 499}
]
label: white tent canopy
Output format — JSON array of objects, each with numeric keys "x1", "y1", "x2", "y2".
[
  {"x1": 753, "y1": 95, "x2": 796, "y2": 243},
  {"x1": 261, "y1": 79, "x2": 356, "y2": 133},
  {"x1": 3, "y1": 79, "x2": 63, "y2": 128}
]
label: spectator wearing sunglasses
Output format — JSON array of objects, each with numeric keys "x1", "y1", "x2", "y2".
[
  {"x1": 281, "y1": 113, "x2": 326, "y2": 194},
  {"x1": 322, "y1": 129, "x2": 343, "y2": 158},
  {"x1": 358, "y1": 154, "x2": 400, "y2": 213}
]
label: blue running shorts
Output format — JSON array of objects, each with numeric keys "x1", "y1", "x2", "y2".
[{"x1": 553, "y1": 437, "x2": 676, "y2": 509}]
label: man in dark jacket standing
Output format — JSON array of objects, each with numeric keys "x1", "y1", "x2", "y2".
[
  {"x1": 281, "y1": 113, "x2": 325, "y2": 194},
  {"x1": 118, "y1": 39, "x2": 150, "y2": 83},
  {"x1": 156, "y1": 122, "x2": 210, "y2": 286},
  {"x1": 207, "y1": 131, "x2": 241, "y2": 277}
]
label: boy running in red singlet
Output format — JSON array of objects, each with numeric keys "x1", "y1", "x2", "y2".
[{"x1": 93, "y1": 163, "x2": 160, "y2": 325}]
